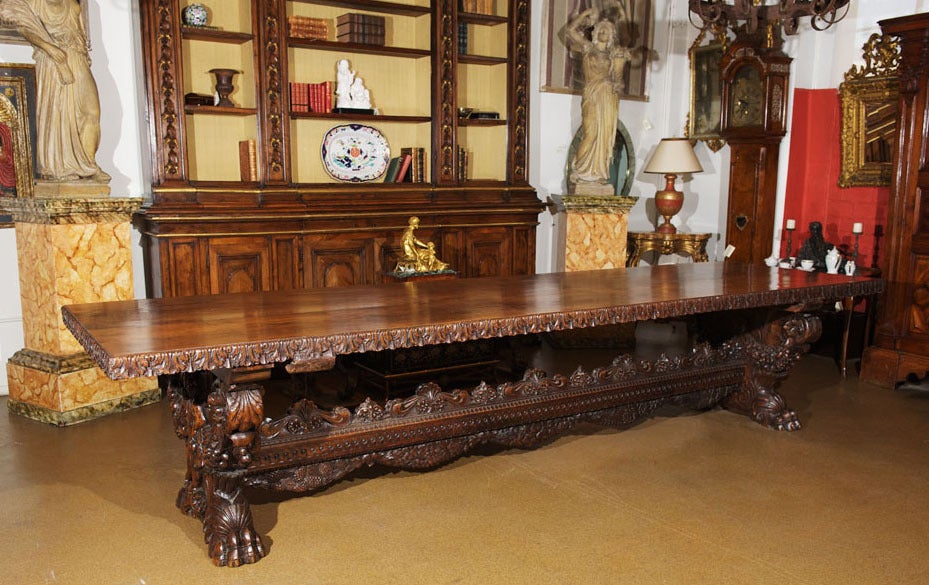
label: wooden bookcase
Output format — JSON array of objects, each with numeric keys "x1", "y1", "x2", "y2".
[{"x1": 136, "y1": 0, "x2": 541, "y2": 298}]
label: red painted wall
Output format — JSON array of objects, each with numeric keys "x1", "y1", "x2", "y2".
[{"x1": 780, "y1": 88, "x2": 889, "y2": 269}]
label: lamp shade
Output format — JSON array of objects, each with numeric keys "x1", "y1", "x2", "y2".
[{"x1": 644, "y1": 138, "x2": 703, "y2": 174}]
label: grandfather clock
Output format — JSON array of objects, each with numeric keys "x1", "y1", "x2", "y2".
[{"x1": 720, "y1": 24, "x2": 791, "y2": 264}]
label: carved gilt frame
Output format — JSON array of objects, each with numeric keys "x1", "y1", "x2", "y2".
[
  {"x1": 0, "y1": 71, "x2": 36, "y2": 227},
  {"x1": 838, "y1": 33, "x2": 900, "y2": 188},
  {"x1": 687, "y1": 25, "x2": 728, "y2": 153}
]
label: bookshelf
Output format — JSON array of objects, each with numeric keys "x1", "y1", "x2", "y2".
[{"x1": 137, "y1": 0, "x2": 540, "y2": 298}]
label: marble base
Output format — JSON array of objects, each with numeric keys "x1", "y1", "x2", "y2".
[
  {"x1": 4, "y1": 196, "x2": 149, "y2": 424},
  {"x1": 7, "y1": 349, "x2": 159, "y2": 426},
  {"x1": 562, "y1": 195, "x2": 637, "y2": 272}
]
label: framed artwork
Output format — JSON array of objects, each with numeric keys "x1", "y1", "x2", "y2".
[
  {"x1": 541, "y1": 0, "x2": 652, "y2": 101},
  {"x1": 0, "y1": 64, "x2": 37, "y2": 227},
  {"x1": 0, "y1": 0, "x2": 90, "y2": 45},
  {"x1": 688, "y1": 28, "x2": 728, "y2": 152}
]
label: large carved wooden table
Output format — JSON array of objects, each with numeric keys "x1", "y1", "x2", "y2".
[{"x1": 62, "y1": 263, "x2": 882, "y2": 567}]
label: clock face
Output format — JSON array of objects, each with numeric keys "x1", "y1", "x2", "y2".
[{"x1": 730, "y1": 66, "x2": 764, "y2": 127}]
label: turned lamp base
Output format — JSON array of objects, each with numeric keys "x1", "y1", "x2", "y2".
[{"x1": 654, "y1": 173, "x2": 683, "y2": 234}]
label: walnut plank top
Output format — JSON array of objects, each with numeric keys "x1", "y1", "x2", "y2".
[{"x1": 62, "y1": 263, "x2": 883, "y2": 380}]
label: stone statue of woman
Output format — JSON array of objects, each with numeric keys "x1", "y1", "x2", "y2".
[
  {"x1": 1, "y1": 0, "x2": 109, "y2": 183},
  {"x1": 564, "y1": 4, "x2": 637, "y2": 195}
]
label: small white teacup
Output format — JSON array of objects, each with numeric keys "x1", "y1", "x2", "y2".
[{"x1": 800, "y1": 259, "x2": 814, "y2": 271}]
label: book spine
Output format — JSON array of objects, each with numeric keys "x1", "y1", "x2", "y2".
[
  {"x1": 239, "y1": 139, "x2": 257, "y2": 182},
  {"x1": 395, "y1": 153, "x2": 412, "y2": 183}
]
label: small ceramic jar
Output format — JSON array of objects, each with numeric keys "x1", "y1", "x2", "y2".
[{"x1": 182, "y1": 3, "x2": 209, "y2": 27}]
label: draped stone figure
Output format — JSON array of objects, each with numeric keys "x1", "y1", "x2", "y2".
[
  {"x1": 0, "y1": 0, "x2": 109, "y2": 183},
  {"x1": 564, "y1": 4, "x2": 636, "y2": 195}
]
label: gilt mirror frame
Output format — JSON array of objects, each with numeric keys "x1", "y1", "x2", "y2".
[
  {"x1": 838, "y1": 33, "x2": 901, "y2": 188},
  {"x1": 686, "y1": 25, "x2": 729, "y2": 153}
]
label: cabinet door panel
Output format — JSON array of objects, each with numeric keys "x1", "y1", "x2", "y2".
[
  {"x1": 303, "y1": 235, "x2": 381, "y2": 288},
  {"x1": 464, "y1": 227, "x2": 512, "y2": 278},
  {"x1": 725, "y1": 142, "x2": 779, "y2": 264},
  {"x1": 208, "y1": 237, "x2": 271, "y2": 295},
  {"x1": 163, "y1": 239, "x2": 207, "y2": 298}
]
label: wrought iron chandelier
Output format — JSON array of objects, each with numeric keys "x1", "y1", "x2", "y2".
[{"x1": 689, "y1": 0, "x2": 851, "y2": 35}]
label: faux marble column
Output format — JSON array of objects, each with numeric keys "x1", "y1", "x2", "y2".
[
  {"x1": 549, "y1": 194, "x2": 638, "y2": 349},
  {"x1": 3, "y1": 197, "x2": 159, "y2": 426},
  {"x1": 562, "y1": 195, "x2": 638, "y2": 271}
]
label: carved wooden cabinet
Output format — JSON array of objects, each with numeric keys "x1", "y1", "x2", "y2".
[
  {"x1": 136, "y1": 0, "x2": 542, "y2": 298},
  {"x1": 861, "y1": 12, "x2": 929, "y2": 386}
]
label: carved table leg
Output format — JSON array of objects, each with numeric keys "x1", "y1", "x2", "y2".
[
  {"x1": 165, "y1": 372, "x2": 267, "y2": 565},
  {"x1": 721, "y1": 312, "x2": 822, "y2": 431},
  {"x1": 202, "y1": 472, "x2": 266, "y2": 567}
]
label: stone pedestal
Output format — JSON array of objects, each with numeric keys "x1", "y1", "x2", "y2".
[
  {"x1": 3, "y1": 196, "x2": 159, "y2": 426},
  {"x1": 550, "y1": 194, "x2": 638, "y2": 349},
  {"x1": 562, "y1": 194, "x2": 638, "y2": 271}
]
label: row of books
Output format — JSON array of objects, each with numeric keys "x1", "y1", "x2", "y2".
[
  {"x1": 290, "y1": 81, "x2": 332, "y2": 113},
  {"x1": 400, "y1": 147, "x2": 427, "y2": 183},
  {"x1": 384, "y1": 147, "x2": 428, "y2": 183},
  {"x1": 288, "y1": 15, "x2": 328, "y2": 40},
  {"x1": 458, "y1": 22, "x2": 468, "y2": 55},
  {"x1": 336, "y1": 13, "x2": 386, "y2": 45},
  {"x1": 460, "y1": 0, "x2": 494, "y2": 15},
  {"x1": 236, "y1": 142, "x2": 441, "y2": 184}
]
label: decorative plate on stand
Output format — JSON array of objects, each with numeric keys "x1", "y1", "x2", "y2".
[{"x1": 321, "y1": 124, "x2": 390, "y2": 182}]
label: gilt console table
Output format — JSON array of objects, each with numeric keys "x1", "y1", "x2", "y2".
[
  {"x1": 61, "y1": 263, "x2": 882, "y2": 567},
  {"x1": 626, "y1": 231, "x2": 712, "y2": 266}
]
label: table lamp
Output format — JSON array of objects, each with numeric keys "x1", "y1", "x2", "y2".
[{"x1": 644, "y1": 138, "x2": 703, "y2": 234}]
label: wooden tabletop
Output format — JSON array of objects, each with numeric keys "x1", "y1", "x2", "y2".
[{"x1": 62, "y1": 263, "x2": 883, "y2": 380}]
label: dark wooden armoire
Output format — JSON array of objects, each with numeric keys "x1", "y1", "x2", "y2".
[{"x1": 860, "y1": 12, "x2": 929, "y2": 386}]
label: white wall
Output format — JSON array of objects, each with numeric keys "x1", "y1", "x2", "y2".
[
  {"x1": 0, "y1": 1, "x2": 149, "y2": 396},
  {"x1": 0, "y1": 0, "x2": 921, "y2": 395}
]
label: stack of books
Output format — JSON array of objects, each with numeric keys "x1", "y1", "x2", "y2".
[
  {"x1": 400, "y1": 147, "x2": 427, "y2": 183},
  {"x1": 458, "y1": 146, "x2": 469, "y2": 181},
  {"x1": 336, "y1": 13, "x2": 386, "y2": 45},
  {"x1": 289, "y1": 81, "x2": 332, "y2": 113},
  {"x1": 460, "y1": 0, "x2": 494, "y2": 15},
  {"x1": 288, "y1": 15, "x2": 329, "y2": 40},
  {"x1": 238, "y1": 139, "x2": 258, "y2": 182}
]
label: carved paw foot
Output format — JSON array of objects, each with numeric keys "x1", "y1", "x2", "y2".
[
  {"x1": 205, "y1": 520, "x2": 266, "y2": 568},
  {"x1": 754, "y1": 406, "x2": 802, "y2": 432},
  {"x1": 203, "y1": 480, "x2": 266, "y2": 567}
]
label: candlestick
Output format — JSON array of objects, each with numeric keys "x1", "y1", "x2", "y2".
[
  {"x1": 784, "y1": 220, "x2": 795, "y2": 259},
  {"x1": 852, "y1": 222, "x2": 863, "y2": 234},
  {"x1": 853, "y1": 233, "x2": 860, "y2": 262},
  {"x1": 786, "y1": 219, "x2": 796, "y2": 230}
]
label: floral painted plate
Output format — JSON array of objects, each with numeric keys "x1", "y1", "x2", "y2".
[{"x1": 321, "y1": 124, "x2": 390, "y2": 182}]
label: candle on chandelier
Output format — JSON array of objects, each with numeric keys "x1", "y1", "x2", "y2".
[
  {"x1": 852, "y1": 222, "x2": 863, "y2": 234},
  {"x1": 786, "y1": 219, "x2": 796, "y2": 230}
]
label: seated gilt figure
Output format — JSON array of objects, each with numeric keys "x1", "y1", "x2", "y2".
[{"x1": 394, "y1": 216, "x2": 450, "y2": 274}]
